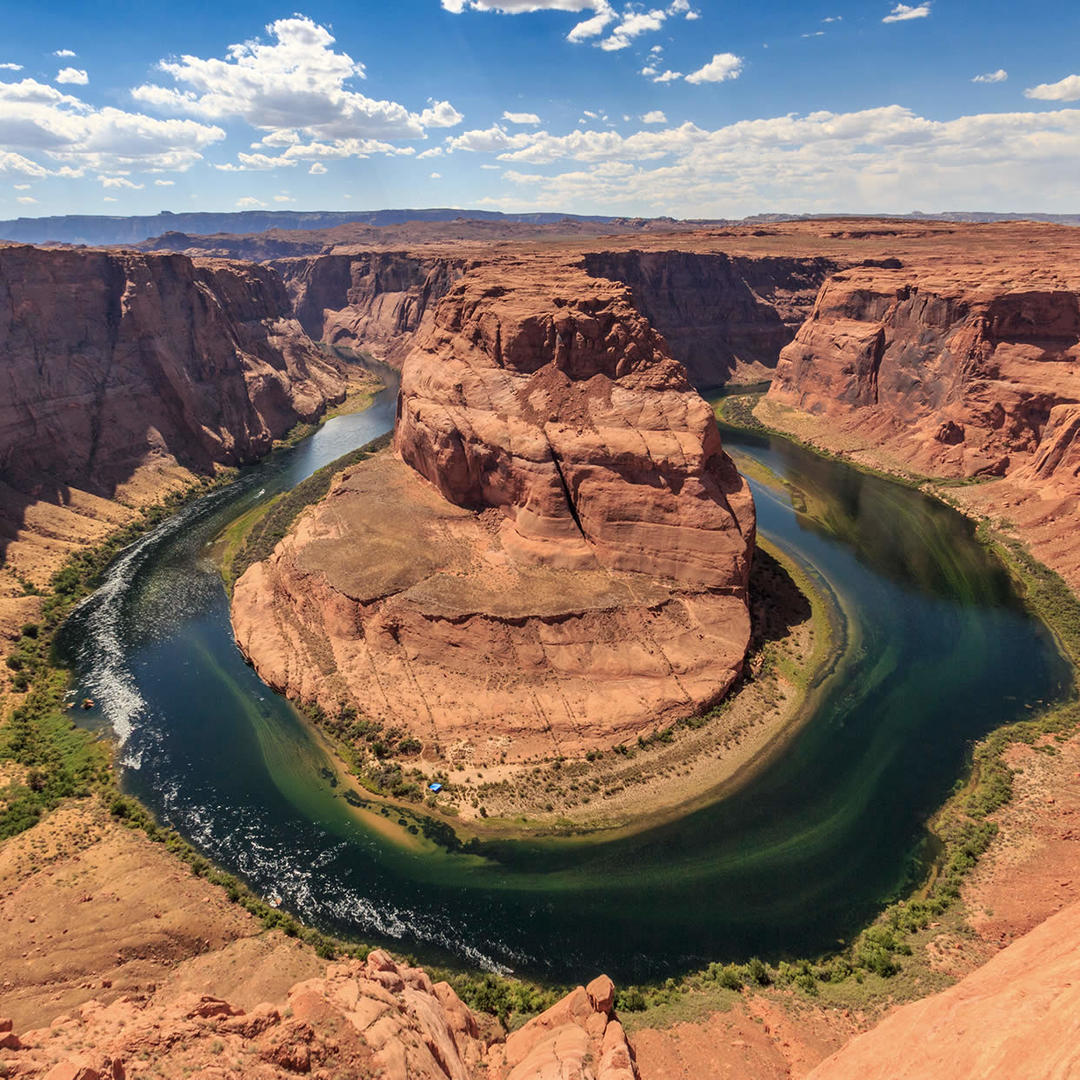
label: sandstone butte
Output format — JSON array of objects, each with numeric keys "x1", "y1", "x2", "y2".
[
  {"x1": 230, "y1": 256, "x2": 756, "y2": 761},
  {"x1": 6, "y1": 218, "x2": 1080, "y2": 1079}
]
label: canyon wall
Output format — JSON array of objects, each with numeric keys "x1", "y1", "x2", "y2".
[
  {"x1": 766, "y1": 260, "x2": 1080, "y2": 586},
  {"x1": 0, "y1": 245, "x2": 347, "y2": 497},
  {"x1": 232, "y1": 257, "x2": 755, "y2": 763},
  {"x1": 270, "y1": 252, "x2": 465, "y2": 365},
  {"x1": 583, "y1": 250, "x2": 835, "y2": 388}
]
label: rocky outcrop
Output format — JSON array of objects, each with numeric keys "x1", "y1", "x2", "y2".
[
  {"x1": 1, "y1": 950, "x2": 637, "y2": 1080},
  {"x1": 270, "y1": 252, "x2": 464, "y2": 365},
  {"x1": 808, "y1": 898, "x2": 1080, "y2": 1080},
  {"x1": 584, "y1": 250, "x2": 835, "y2": 388},
  {"x1": 0, "y1": 245, "x2": 347, "y2": 497},
  {"x1": 232, "y1": 258, "x2": 754, "y2": 763}
]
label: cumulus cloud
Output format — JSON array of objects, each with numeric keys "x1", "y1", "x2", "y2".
[
  {"x1": 430, "y1": 171, "x2": 442, "y2": 178},
  {"x1": 883, "y1": 3, "x2": 930, "y2": 23},
  {"x1": 685, "y1": 53, "x2": 743, "y2": 84},
  {"x1": 99, "y1": 175, "x2": 144, "y2": 189},
  {"x1": 445, "y1": 1, "x2": 687, "y2": 47},
  {"x1": 642, "y1": 110, "x2": 667, "y2": 123},
  {"x1": 972, "y1": 69, "x2": 1007, "y2": 84},
  {"x1": 53, "y1": 49, "x2": 76, "y2": 58},
  {"x1": 1026, "y1": 74, "x2": 1080, "y2": 102},
  {"x1": 420, "y1": 99, "x2": 464, "y2": 127},
  {"x1": 0, "y1": 76, "x2": 224, "y2": 173},
  {"x1": 309, "y1": 161, "x2": 327, "y2": 174},
  {"x1": 17, "y1": 195, "x2": 37, "y2": 203},
  {"x1": 154, "y1": 178, "x2": 175, "y2": 186},
  {"x1": 0, "y1": 150, "x2": 50, "y2": 177},
  {"x1": 0, "y1": 63, "x2": 22, "y2": 71},
  {"x1": 274, "y1": 193, "x2": 294, "y2": 202},
  {"x1": 600, "y1": 9, "x2": 666, "y2": 51},
  {"x1": 503, "y1": 110, "x2": 541, "y2": 124},
  {"x1": 450, "y1": 103, "x2": 1080, "y2": 218},
  {"x1": 56, "y1": 67, "x2": 88, "y2": 84},
  {"x1": 133, "y1": 14, "x2": 462, "y2": 163},
  {"x1": 236, "y1": 196, "x2": 265, "y2": 208}
]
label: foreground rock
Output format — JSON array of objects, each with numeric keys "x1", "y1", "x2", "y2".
[
  {"x1": 2, "y1": 944, "x2": 636, "y2": 1080},
  {"x1": 808, "y1": 898, "x2": 1080, "y2": 1080},
  {"x1": 232, "y1": 258, "x2": 754, "y2": 763}
]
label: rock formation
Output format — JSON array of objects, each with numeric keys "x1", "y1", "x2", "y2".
[
  {"x1": 0, "y1": 245, "x2": 348, "y2": 496},
  {"x1": 765, "y1": 236, "x2": 1080, "y2": 587},
  {"x1": 583, "y1": 250, "x2": 834, "y2": 387},
  {"x1": 271, "y1": 252, "x2": 465, "y2": 366},
  {"x1": 807, "y1": 898, "x2": 1080, "y2": 1080},
  {"x1": 0, "y1": 950, "x2": 638, "y2": 1080},
  {"x1": 231, "y1": 257, "x2": 755, "y2": 762}
]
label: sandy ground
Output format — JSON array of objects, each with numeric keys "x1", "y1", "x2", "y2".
[{"x1": 0, "y1": 800, "x2": 324, "y2": 1030}]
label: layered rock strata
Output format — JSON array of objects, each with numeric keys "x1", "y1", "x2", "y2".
[
  {"x1": 0, "y1": 245, "x2": 347, "y2": 495},
  {"x1": 583, "y1": 250, "x2": 835, "y2": 387},
  {"x1": 232, "y1": 259, "x2": 754, "y2": 762},
  {"x1": 271, "y1": 252, "x2": 465, "y2": 365},
  {"x1": 767, "y1": 257, "x2": 1080, "y2": 586}
]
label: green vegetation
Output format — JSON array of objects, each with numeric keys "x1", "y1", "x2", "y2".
[
  {"x1": 224, "y1": 431, "x2": 392, "y2": 586},
  {"x1": 1, "y1": 473, "x2": 233, "y2": 842}
]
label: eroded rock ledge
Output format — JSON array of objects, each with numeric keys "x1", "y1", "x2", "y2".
[{"x1": 231, "y1": 257, "x2": 755, "y2": 763}]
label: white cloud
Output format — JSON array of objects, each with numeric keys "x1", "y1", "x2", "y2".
[
  {"x1": 883, "y1": 3, "x2": 930, "y2": 23},
  {"x1": 823, "y1": 15, "x2": 842, "y2": 22},
  {"x1": 685, "y1": 53, "x2": 743, "y2": 84},
  {"x1": 53, "y1": 49, "x2": 76, "y2": 58},
  {"x1": 309, "y1": 161, "x2": 327, "y2": 174},
  {"x1": 445, "y1": 122, "x2": 536, "y2": 153},
  {"x1": 56, "y1": 67, "x2": 88, "y2": 84},
  {"x1": 0, "y1": 63, "x2": 22, "y2": 71},
  {"x1": 13, "y1": 183, "x2": 31, "y2": 189},
  {"x1": 0, "y1": 76, "x2": 224, "y2": 173},
  {"x1": 0, "y1": 150, "x2": 49, "y2": 177},
  {"x1": 476, "y1": 103, "x2": 1080, "y2": 217},
  {"x1": 417, "y1": 146, "x2": 444, "y2": 158},
  {"x1": 480, "y1": 163, "x2": 501, "y2": 169},
  {"x1": 99, "y1": 175, "x2": 144, "y2": 189},
  {"x1": 236, "y1": 196, "x2": 265, "y2": 208},
  {"x1": 802, "y1": 31, "x2": 825, "y2": 38},
  {"x1": 420, "y1": 99, "x2": 464, "y2": 127},
  {"x1": 274, "y1": 193, "x2": 294, "y2": 202},
  {"x1": 600, "y1": 9, "x2": 667, "y2": 51},
  {"x1": 651, "y1": 69, "x2": 683, "y2": 83},
  {"x1": 503, "y1": 110, "x2": 541, "y2": 124},
  {"x1": 103, "y1": 196, "x2": 117, "y2": 202},
  {"x1": 154, "y1": 178, "x2": 175, "y2": 186},
  {"x1": 972, "y1": 69, "x2": 1007, "y2": 85},
  {"x1": 642, "y1": 110, "x2": 667, "y2": 124},
  {"x1": 567, "y1": 5, "x2": 616, "y2": 42},
  {"x1": 1026, "y1": 75, "x2": 1080, "y2": 102},
  {"x1": 133, "y1": 15, "x2": 462, "y2": 160},
  {"x1": 17, "y1": 195, "x2": 37, "y2": 204},
  {"x1": 430, "y1": 171, "x2": 442, "y2": 178}
]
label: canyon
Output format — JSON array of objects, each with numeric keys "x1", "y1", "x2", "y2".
[{"x1": 4, "y1": 217, "x2": 1080, "y2": 1080}]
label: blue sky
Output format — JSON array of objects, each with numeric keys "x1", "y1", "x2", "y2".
[{"x1": 1, "y1": 0, "x2": 1079, "y2": 219}]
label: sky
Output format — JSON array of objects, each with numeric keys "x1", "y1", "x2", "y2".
[{"x1": 1, "y1": 0, "x2": 1079, "y2": 219}]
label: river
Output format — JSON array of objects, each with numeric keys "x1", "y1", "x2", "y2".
[{"x1": 58, "y1": 377, "x2": 1071, "y2": 983}]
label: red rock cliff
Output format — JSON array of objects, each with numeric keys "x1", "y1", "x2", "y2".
[
  {"x1": 0, "y1": 245, "x2": 347, "y2": 495},
  {"x1": 584, "y1": 250, "x2": 835, "y2": 388},
  {"x1": 271, "y1": 251, "x2": 464, "y2": 366}
]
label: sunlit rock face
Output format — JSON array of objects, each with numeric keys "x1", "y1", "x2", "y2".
[{"x1": 232, "y1": 255, "x2": 755, "y2": 763}]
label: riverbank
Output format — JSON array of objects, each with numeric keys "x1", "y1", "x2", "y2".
[{"x1": 290, "y1": 535, "x2": 838, "y2": 850}]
